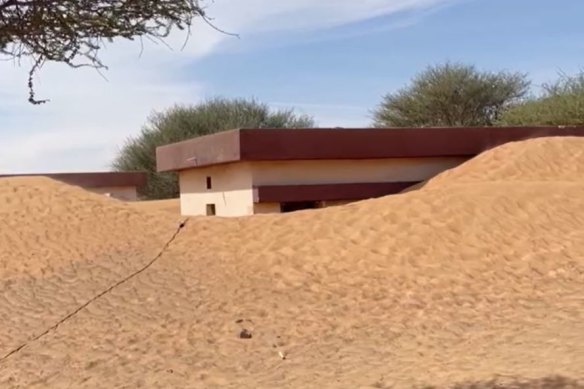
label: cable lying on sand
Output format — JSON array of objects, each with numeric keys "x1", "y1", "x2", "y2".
[{"x1": 0, "y1": 219, "x2": 189, "y2": 363}]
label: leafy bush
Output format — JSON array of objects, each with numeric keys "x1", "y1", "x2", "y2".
[{"x1": 112, "y1": 97, "x2": 314, "y2": 199}]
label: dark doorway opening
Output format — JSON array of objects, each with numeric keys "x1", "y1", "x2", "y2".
[
  {"x1": 280, "y1": 201, "x2": 320, "y2": 213},
  {"x1": 206, "y1": 204, "x2": 216, "y2": 216}
]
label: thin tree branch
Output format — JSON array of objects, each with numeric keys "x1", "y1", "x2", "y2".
[{"x1": 0, "y1": 0, "x2": 232, "y2": 104}]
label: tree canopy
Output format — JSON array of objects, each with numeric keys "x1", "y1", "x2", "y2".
[
  {"x1": 112, "y1": 97, "x2": 315, "y2": 200},
  {"x1": 499, "y1": 72, "x2": 584, "y2": 126},
  {"x1": 0, "y1": 0, "x2": 209, "y2": 104},
  {"x1": 372, "y1": 63, "x2": 530, "y2": 127}
]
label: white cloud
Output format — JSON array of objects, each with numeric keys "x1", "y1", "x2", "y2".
[
  {"x1": 0, "y1": 0, "x2": 455, "y2": 173},
  {"x1": 270, "y1": 102, "x2": 372, "y2": 128}
]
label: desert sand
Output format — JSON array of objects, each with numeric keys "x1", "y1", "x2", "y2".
[
  {"x1": 130, "y1": 198, "x2": 181, "y2": 214},
  {"x1": 0, "y1": 137, "x2": 583, "y2": 388}
]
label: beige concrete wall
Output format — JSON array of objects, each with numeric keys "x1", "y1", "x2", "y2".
[
  {"x1": 178, "y1": 163, "x2": 254, "y2": 216},
  {"x1": 177, "y1": 157, "x2": 468, "y2": 217},
  {"x1": 320, "y1": 200, "x2": 352, "y2": 208},
  {"x1": 91, "y1": 186, "x2": 139, "y2": 201},
  {"x1": 249, "y1": 157, "x2": 467, "y2": 186}
]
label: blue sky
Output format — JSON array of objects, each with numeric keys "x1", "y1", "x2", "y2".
[{"x1": 1, "y1": 0, "x2": 583, "y2": 172}]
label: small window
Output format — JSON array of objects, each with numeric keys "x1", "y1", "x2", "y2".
[
  {"x1": 206, "y1": 204, "x2": 216, "y2": 216},
  {"x1": 206, "y1": 176, "x2": 212, "y2": 189}
]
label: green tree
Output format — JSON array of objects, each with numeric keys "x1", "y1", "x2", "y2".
[
  {"x1": 499, "y1": 71, "x2": 584, "y2": 125},
  {"x1": 0, "y1": 0, "x2": 215, "y2": 104},
  {"x1": 372, "y1": 63, "x2": 530, "y2": 127},
  {"x1": 112, "y1": 97, "x2": 315, "y2": 199}
]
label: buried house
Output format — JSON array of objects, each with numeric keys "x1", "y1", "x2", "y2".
[
  {"x1": 156, "y1": 126, "x2": 584, "y2": 217},
  {"x1": 0, "y1": 171, "x2": 147, "y2": 201}
]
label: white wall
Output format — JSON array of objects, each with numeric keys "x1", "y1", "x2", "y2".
[{"x1": 178, "y1": 163, "x2": 254, "y2": 216}]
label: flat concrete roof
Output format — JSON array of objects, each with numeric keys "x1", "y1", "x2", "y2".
[
  {"x1": 0, "y1": 172, "x2": 148, "y2": 189},
  {"x1": 156, "y1": 126, "x2": 584, "y2": 172}
]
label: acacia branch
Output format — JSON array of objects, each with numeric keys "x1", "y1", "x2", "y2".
[{"x1": 0, "y1": 0, "x2": 222, "y2": 104}]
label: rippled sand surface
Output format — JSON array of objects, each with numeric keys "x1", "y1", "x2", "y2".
[{"x1": 0, "y1": 137, "x2": 583, "y2": 389}]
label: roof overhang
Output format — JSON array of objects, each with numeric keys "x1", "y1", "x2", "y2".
[
  {"x1": 156, "y1": 126, "x2": 584, "y2": 173},
  {"x1": 253, "y1": 181, "x2": 421, "y2": 203},
  {"x1": 156, "y1": 129, "x2": 241, "y2": 172}
]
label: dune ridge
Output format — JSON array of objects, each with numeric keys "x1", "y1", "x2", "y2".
[
  {"x1": 0, "y1": 137, "x2": 583, "y2": 388},
  {"x1": 423, "y1": 136, "x2": 584, "y2": 186}
]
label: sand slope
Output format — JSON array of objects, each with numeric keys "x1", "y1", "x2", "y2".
[
  {"x1": 0, "y1": 177, "x2": 182, "y2": 364},
  {"x1": 130, "y1": 198, "x2": 181, "y2": 214},
  {"x1": 0, "y1": 177, "x2": 183, "y2": 278},
  {"x1": 0, "y1": 138, "x2": 583, "y2": 388},
  {"x1": 424, "y1": 136, "x2": 584, "y2": 186}
]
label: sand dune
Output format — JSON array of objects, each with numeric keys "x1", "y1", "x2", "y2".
[
  {"x1": 0, "y1": 137, "x2": 583, "y2": 388},
  {"x1": 0, "y1": 177, "x2": 182, "y2": 278},
  {"x1": 130, "y1": 198, "x2": 181, "y2": 214},
  {"x1": 424, "y1": 136, "x2": 584, "y2": 186},
  {"x1": 0, "y1": 177, "x2": 182, "y2": 366}
]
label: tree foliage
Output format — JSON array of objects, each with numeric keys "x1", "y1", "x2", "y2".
[
  {"x1": 0, "y1": 0, "x2": 209, "y2": 104},
  {"x1": 112, "y1": 97, "x2": 315, "y2": 200},
  {"x1": 372, "y1": 63, "x2": 530, "y2": 127},
  {"x1": 499, "y1": 72, "x2": 584, "y2": 126}
]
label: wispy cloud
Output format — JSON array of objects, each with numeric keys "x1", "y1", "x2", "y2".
[
  {"x1": 0, "y1": 0, "x2": 456, "y2": 173},
  {"x1": 269, "y1": 101, "x2": 371, "y2": 127}
]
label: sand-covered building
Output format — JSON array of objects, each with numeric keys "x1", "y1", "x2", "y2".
[
  {"x1": 2, "y1": 136, "x2": 584, "y2": 388},
  {"x1": 0, "y1": 172, "x2": 147, "y2": 201},
  {"x1": 156, "y1": 126, "x2": 584, "y2": 216}
]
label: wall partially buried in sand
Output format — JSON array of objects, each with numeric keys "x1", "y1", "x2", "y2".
[
  {"x1": 0, "y1": 172, "x2": 147, "y2": 202},
  {"x1": 179, "y1": 162, "x2": 255, "y2": 217},
  {"x1": 159, "y1": 126, "x2": 584, "y2": 217},
  {"x1": 177, "y1": 157, "x2": 468, "y2": 217},
  {"x1": 90, "y1": 186, "x2": 140, "y2": 201}
]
